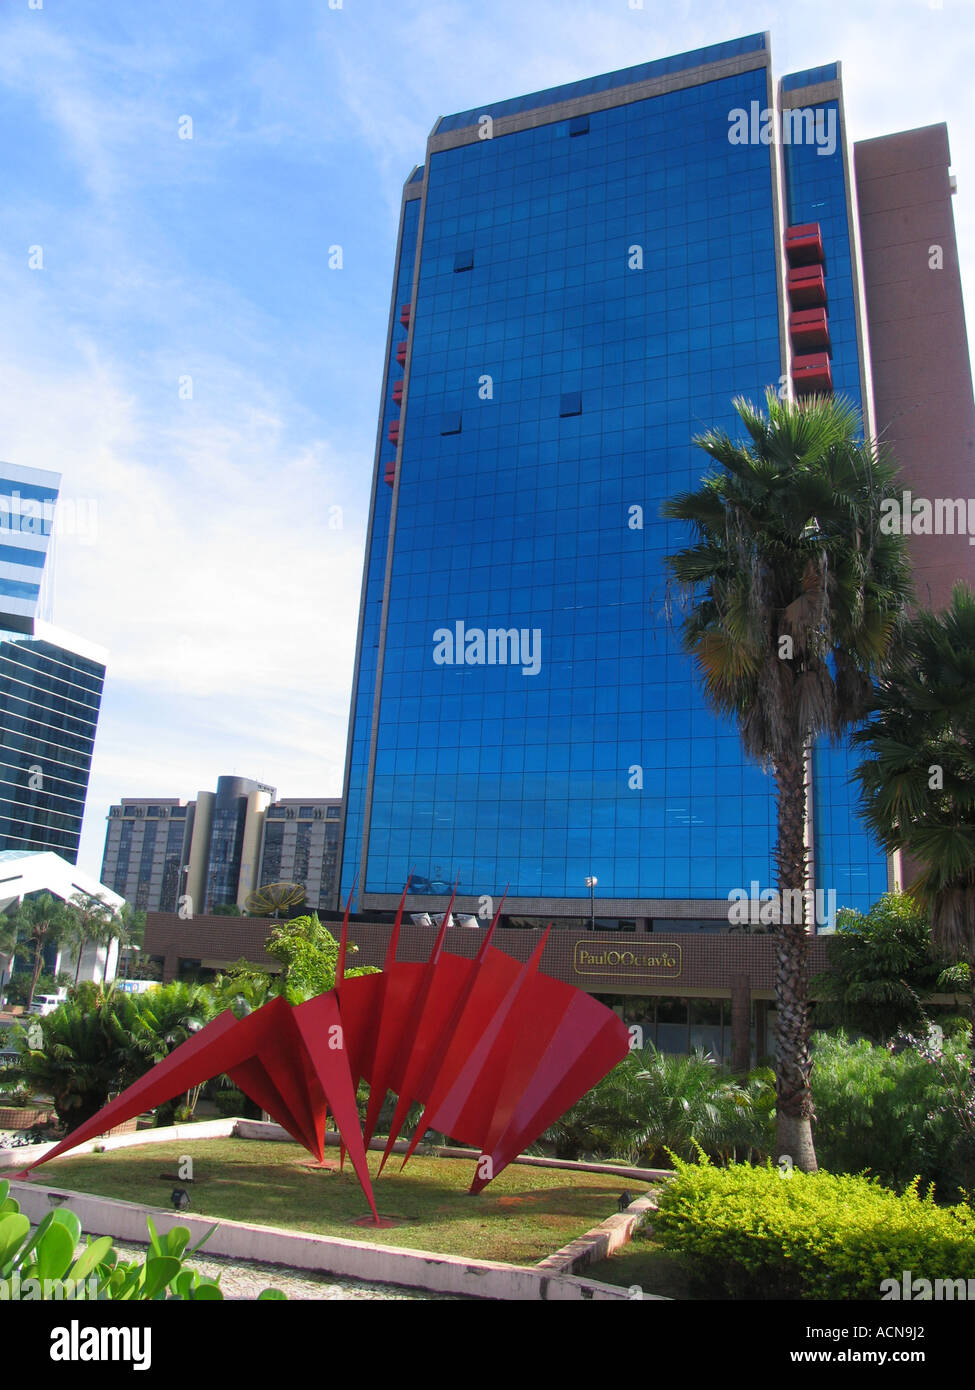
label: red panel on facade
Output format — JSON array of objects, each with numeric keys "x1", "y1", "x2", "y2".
[
  {"x1": 787, "y1": 264, "x2": 826, "y2": 308},
  {"x1": 785, "y1": 223, "x2": 824, "y2": 266},
  {"x1": 392, "y1": 380, "x2": 403, "y2": 404},
  {"x1": 789, "y1": 307, "x2": 831, "y2": 353},
  {"x1": 792, "y1": 352, "x2": 833, "y2": 394},
  {"x1": 388, "y1": 419, "x2": 400, "y2": 444},
  {"x1": 383, "y1": 461, "x2": 396, "y2": 487},
  {"x1": 395, "y1": 341, "x2": 407, "y2": 365},
  {"x1": 400, "y1": 303, "x2": 411, "y2": 328}
]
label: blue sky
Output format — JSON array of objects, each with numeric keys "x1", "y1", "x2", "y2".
[{"x1": 0, "y1": 0, "x2": 971, "y2": 879}]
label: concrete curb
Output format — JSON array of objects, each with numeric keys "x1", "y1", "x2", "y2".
[
  {"x1": 6, "y1": 1179, "x2": 667, "y2": 1301},
  {"x1": 235, "y1": 1117, "x2": 675, "y2": 1184},
  {"x1": 537, "y1": 1193, "x2": 660, "y2": 1276},
  {"x1": 0, "y1": 1118, "x2": 237, "y2": 1170}
]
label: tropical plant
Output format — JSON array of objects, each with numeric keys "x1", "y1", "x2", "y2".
[
  {"x1": 852, "y1": 584, "x2": 975, "y2": 1086},
  {"x1": 662, "y1": 389, "x2": 913, "y2": 1169},
  {"x1": 245, "y1": 881, "x2": 305, "y2": 918},
  {"x1": 0, "y1": 1184, "x2": 284, "y2": 1299},
  {"x1": 211, "y1": 959, "x2": 277, "y2": 1016},
  {"x1": 64, "y1": 891, "x2": 116, "y2": 987},
  {"x1": 8, "y1": 993, "x2": 136, "y2": 1129},
  {"x1": 813, "y1": 891, "x2": 969, "y2": 1040},
  {"x1": 4, "y1": 894, "x2": 77, "y2": 1009},
  {"x1": 264, "y1": 913, "x2": 378, "y2": 1004},
  {"x1": 810, "y1": 1029, "x2": 973, "y2": 1197},
  {"x1": 544, "y1": 1046, "x2": 775, "y2": 1166},
  {"x1": 10, "y1": 981, "x2": 218, "y2": 1131}
]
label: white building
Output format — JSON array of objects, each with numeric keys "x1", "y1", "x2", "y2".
[{"x1": 0, "y1": 849, "x2": 124, "y2": 994}]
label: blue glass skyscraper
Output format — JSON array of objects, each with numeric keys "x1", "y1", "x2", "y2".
[{"x1": 337, "y1": 35, "x2": 946, "y2": 930}]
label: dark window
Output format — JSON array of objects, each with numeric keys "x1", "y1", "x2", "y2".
[
  {"x1": 453, "y1": 249, "x2": 474, "y2": 272},
  {"x1": 560, "y1": 391, "x2": 582, "y2": 416},
  {"x1": 441, "y1": 412, "x2": 462, "y2": 435},
  {"x1": 569, "y1": 115, "x2": 590, "y2": 136}
]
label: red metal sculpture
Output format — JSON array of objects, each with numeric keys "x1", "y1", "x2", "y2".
[{"x1": 16, "y1": 886, "x2": 630, "y2": 1222}]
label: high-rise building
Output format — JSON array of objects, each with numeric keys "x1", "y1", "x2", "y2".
[
  {"x1": 259, "y1": 798, "x2": 343, "y2": 911},
  {"x1": 102, "y1": 798, "x2": 196, "y2": 912},
  {"x1": 103, "y1": 782, "x2": 345, "y2": 915},
  {"x1": 0, "y1": 463, "x2": 107, "y2": 864},
  {"x1": 338, "y1": 34, "x2": 974, "y2": 930}
]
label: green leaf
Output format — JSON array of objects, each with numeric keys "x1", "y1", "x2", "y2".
[
  {"x1": 30, "y1": 1220, "x2": 77, "y2": 1282},
  {"x1": 173, "y1": 1268, "x2": 197, "y2": 1300},
  {"x1": 68, "y1": 1235, "x2": 115, "y2": 1283},
  {"x1": 161, "y1": 1224, "x2": 190, "y2": 1258},
  {"x1": 145, "y1": 1212, "x2": 161, "y2": 1258},
  {"x1": 186, "y1": 1221, "x2": 218, "y2": 1255},
  {"x1": 0, "y1": 1213, "x2": 30, "y2": 1268},
  {"x1": 47, "y1": 1208, "x2": 83, "y2": 1248},
  {"x1": 257, "y1": 1288, "x2": 287, "y2": 1300},
  {"x1": 189, "y1": 1280, "x2": 223, "y2": 1300},
  {"x1": 141, "y1": 1255, "x2": 181, "y2": 1300}
]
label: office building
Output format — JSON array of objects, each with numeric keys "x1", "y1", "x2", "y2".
[
  {"x1": 338, "y1": 34, "x2": 974, "y2": 933},
  {"x1": 259, "y1": 798, "x2": 343, "y2": 911},
  {"x1": 102, "y1": 782, "x2": 342, "y2": 914},
  {"x1": 0, "y1": 463, "x2": 107, "y2": 864}
]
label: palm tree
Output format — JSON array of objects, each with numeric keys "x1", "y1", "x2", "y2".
[
  {"x1": 65, "y1": 891, "x2": 116, "y2": 987},
  {"x1": 852, "y1": 584, "x2": 975, "y2": 1086},
  {"x1": 662, "y1": 389, "x2": 913, "y2": 1170},
  {"x1": 111, "y1": 901, "x2": 147, "y2": 979},
  {"x1": 5, "y1": 892, "x2": 76, "y2": 1009}
]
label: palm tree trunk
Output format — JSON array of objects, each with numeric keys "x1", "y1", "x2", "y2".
[
  {"x1": 970, "y1": 976, "x2": 975, "y2": 1098},
  {"x1": 773, "y1": 750, "x2": 818, "y2": 1173},
  {"x1": 28, "y1": 932, "x2": 45, "y2": 1009},
  {"x1": 73, "y1": 934, "x2": 88, "y2": 987}
]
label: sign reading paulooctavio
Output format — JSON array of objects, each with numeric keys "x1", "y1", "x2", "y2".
[{"x1": 573, "y1": 943, "x2": 681, "y2": 979}]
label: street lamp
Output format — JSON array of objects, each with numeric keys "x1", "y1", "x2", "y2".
[{"x1": 585, "y1": 876, "x2": 598, "y2": 932}]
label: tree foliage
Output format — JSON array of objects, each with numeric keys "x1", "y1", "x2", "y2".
[
  {"x1": 813, "y1": 891, "x2": 969, "y2": 1040},
  {"x1": 663, "y1": 388, "x2": 912, "y2": 1170}
]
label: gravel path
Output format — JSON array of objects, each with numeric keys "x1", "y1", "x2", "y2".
[{"x1": 109, "y1": 1240, "x2": 467, "y2": 1300}]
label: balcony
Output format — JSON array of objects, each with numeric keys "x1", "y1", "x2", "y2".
[
  {"x1": 388, "y1": 419, "x2": 400, "y2": 445},
  {"x1": 787, "y1": 263, "x2": 826, "y2": 308},
  {"x1": 400, "y1": 303, "x2": 411, "y2": 329},
  {"x1": 785, "y1": 223, "x2": 824, "y2": 266},
  {"x1": 395, "y1": 341, "x2": 407, "y2": 366},
  {"x1": 789, "y1": 307, "x2": 831, "y2": 354},
  {"x1": 392, "y1": 380, "x2": 404, "y2": 405},
  {"x1": 383, "y1": 460, "x2": 396, "y2": 487},
  {"x1": 792, "y1": 352, "x2": 833, "y2": 395}
]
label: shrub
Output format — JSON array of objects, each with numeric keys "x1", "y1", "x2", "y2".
[
  {"x1": 653, "y1": 1155, "x2": 975, "y2": 1299},
  {"x1": 544, "y1": 1047, "x2": 775, "y2": 1165},
  {"x1": 811, "y1": 1029, "x2": 973, "y2": 1198},
  {"x1": 812, "y1": 892, "x2": 968, "y2": 1041}
]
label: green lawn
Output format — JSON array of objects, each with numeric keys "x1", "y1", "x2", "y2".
[
  {"x1": 586, "y1": 1231, "x2": 705, "y2": 1299},
  {"x1": 38, "y1": 1138, "x2": 646, "y2": 1267}
]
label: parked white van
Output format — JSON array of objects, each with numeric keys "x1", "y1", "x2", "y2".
[{"x1": 28, "y1": 991, "x2": 67, "y2": 1017}]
